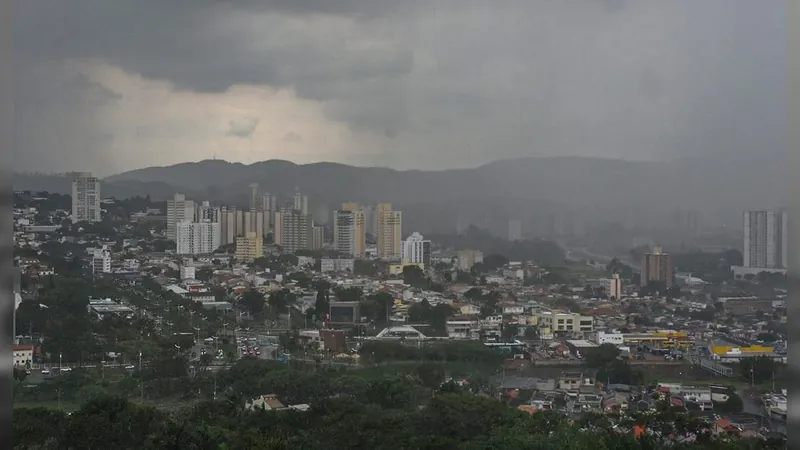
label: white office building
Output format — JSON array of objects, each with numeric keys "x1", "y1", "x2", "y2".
[
  {"x1": 167, "y1": 193, "x2": 196, "y2": 241},
  {"x1": 401, "y1": 232, "x2": 431, "y2": 266},
  {"x1": 71, "y1": 172, "x2": 102, "y2": 223},
  {"x1": 176, "y1": 220, "x2": 221, "y2": 255},
  {"x1": 743, "y1": 210, "x2": 787, "y2": 269}
]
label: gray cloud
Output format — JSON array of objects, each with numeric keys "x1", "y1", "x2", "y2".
[
  {"x1": 12, "y1": 0, "x2": 786, "y2": 174},
  {"x1": 226, "y1": 117, "x2": 259, "y2": 138}
]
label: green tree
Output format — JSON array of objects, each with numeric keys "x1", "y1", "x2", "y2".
[{"x1": 239, "y1": 291, "x2": 266, "y2": 316}]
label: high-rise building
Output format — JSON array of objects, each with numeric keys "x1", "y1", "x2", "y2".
[
  {"x1": 376, "y1": 203, "x2": 402, "y2": 259},
  {"x1": 743, "y1": 210, "x2": 788, "y2": 269},
  {"x1": 262, "y1": 194, "x2": 277, "y2": 227},
  {"x1": 276, "y1": 208, "x2": 311, "y2": 253},
  {"x1": 293, "y1": 192, "x2": 309, "y2": 215},
  {"x1": 195, "y1": 201, "x2": 220, "y2": 222},
  {"x1": 605, "y1": 273, "x2": 622, "y2": 300},
  {"x1": 333, "y1": 206, "x2": 366, "y2": 257},
  {"x1": 249, "y1": 183, "x2": 259, "y2": 210},
  {"x1": 243, "y1": 211, "x2": 253, "y2": 235},
  {"x1": 235, "y1": 232, "x2": 264, "y2": 262},
  {"x1": 640, "y1": 246, "x2": 674, "y2": 289},
  {"x1": 71, "y1": 172, "x2": 102, "y2": 223},
  {"x1": 224, "y1": 208, "x2": 237, "y2": 245},
  {"x1": 401, "y1": 232, "x2": 431, "y2": 267},
  {"x1": 176, "y1": 220, "x2": 221, "y2": 255},
  {"x1": 311, "y1": 225, "x2": 325, "y2": 250},
  {"x1": 167, "y1": 193, "x2": 195, "y2": 241}
]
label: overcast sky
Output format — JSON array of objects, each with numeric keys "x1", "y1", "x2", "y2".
[{"x1": 13, "y1": 0, "x2": 786, "y2": 176}]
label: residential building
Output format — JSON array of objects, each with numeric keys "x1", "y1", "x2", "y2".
[
  {"x1": 311, "y1": 225, "x2": 324, "y2": 250},
  {"x1": 176, "y1": 220, "x2": 221, "y2": 255},
  {"x1": 457, "y1": 249, "x2": 484, "y2": 271},
  {"x1": 293, "y1": 192, "x2": 309, "y2": 215},
  {"x1": 236, "y1": 232, "x2": 264, "y2": 262},
  {"x1": 333, "y1": 205, "x2": 365, "y2": 257},
  {"x1": 13, "y1": 345, "x2": 34, "y2": 367},
  {"x1": 376, "y1": 203, "x2": 402, "y2": 259},
  {"x1": 71, "y1": 172, "x2": 101, "y2": 223},
  {"x1": 167, "y1": 193, "x2": 196, "y2": 241},
  {"x1": 275, "y1": 208, "x2": 311, "y2": 253},
  {"x1": 320, "y1": 258, "x2": 355, "y2": 273},
  {"x1": 249, "y1": 183, "x2": 260, "y2": 210},
  {"x1": 640, "y1": 247, "x2": 674, "y2": 289},
  {"x1": 743, "y1": 210, "x2": 788, "y2": 269},
  {"x1": 91, "y1": 245, "x2": 112, "y2": 274},
  {"x1": 401, "y1": 232, "x2": 431, "y2": 266},
  {"x1": 605, "y1": 273, "x2": 622, "y2": 300}
]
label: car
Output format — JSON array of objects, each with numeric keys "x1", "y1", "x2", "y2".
[
  {"x1": 60, "y1": 367, "x2": 72, "y2": 373},
  {"x1": 124, "y1": 365, "x2": 136, "y2": 370},
  {"x1": 41, "y1": 368, "x2": 50, "y2": 375}
]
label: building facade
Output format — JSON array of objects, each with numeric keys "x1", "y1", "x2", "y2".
[
  {"x1": 71, "y1": 172, "x2": 102, "y2": 223},
  {"x1": 167, "y1": 193, "x2": 196, "y2": 241},
  {"x1": 401, "y1": 232, "x2": 431, "y2": 266},
  {"x1": 236, "y1": 232, "x2": 264, "y2": 262},
  {"x1": 333, "y1": 206, "x2": 366, "y2": 257},
  {"x1": 743, "y1": 210, "x2": 788, "y2": 269},
  {"x1": 376, "y1": 203, "x2": 402, "y2": 259},
  {"x1": 275, "y1": 208, "x2": 311, "y2": 253},
  {"x1": 640, "y1": 247, "x2": 674, "y2": 289},
  {"x1": 176, "y1": 220, "x2": 221, "y2": 255}
]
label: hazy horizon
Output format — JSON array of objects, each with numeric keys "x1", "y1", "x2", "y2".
[{"x1": 13, "y1": 0, "x2": 786, "y2": 177}]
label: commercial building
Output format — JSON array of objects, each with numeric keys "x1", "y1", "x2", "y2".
[
  {"x1": 71, "y1": 172, "x2": 102, "y2": 223},
  {"x1": 236, "y1": 232, "x2": 264, "y2": 263},
  {"x1": 333, "y1": 204, "x2": 366, "y2": 257},
  {"x1": 401, "y1": 232, "x2": 431, "y2": 266},
  {"x1": 535, "y1": 312, "x2": 594, "y2": 335},
  {"x1": 167, "y1": 193, "x2": 196, "y2": 241},
  {"x1": 376, "y1": 203, "x2": 402, "y2": 259},
  {"x1": 640, "y1": 247, "x2": 674, "y2": 289},
  {"x1": 743, "y1": 210, "x2": 788, "y2": 270},
  {"x1": 176, "y1": 220, "x2": 221, "y2": 255}
]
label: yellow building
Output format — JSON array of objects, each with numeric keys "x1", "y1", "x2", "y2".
[
  {"x1": 376, "y1": 202, "x2": 402, "y2": 259},
  {"x1": 236, "y1": 232, "x2": 264, "y2": 263},
  {"x1": 710, "y1": 345, "x2": 774, "y2": 356}
]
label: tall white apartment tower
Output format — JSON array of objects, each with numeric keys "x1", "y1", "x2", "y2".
[
  {"x1": 71, "y1": 172, "x2": 102, "y2": 223},
  {"x1": 167, "y1": 193, "x2": 196, "y2": 241},
  {"x1": 401, "y1": 232, "x2": 431, "y2": 267},
  {"x1": 743, "y1": 210, "x2": 788, "y2": 269},
  {"x1": 175, "y1": 220, "x2": 221, "y2": 255},
  {"x1": 293, "y1": 192, "x2": 309, "y2": 215}
]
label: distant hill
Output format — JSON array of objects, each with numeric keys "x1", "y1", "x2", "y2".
[{"x1": 13, "y1": 154, "x2": 785, "y2": 233}]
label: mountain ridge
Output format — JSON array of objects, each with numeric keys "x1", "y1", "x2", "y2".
[{"x1": 13, "y1": 154, "x2": 785, "y2": 234}]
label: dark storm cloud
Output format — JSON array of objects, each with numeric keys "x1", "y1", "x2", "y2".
[{"x1": 12, "y1": 0, "x2": 787, "y2": 173}]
